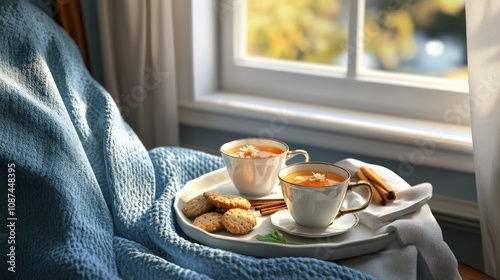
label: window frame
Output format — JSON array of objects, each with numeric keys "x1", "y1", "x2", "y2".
[
  {"x1": 222, "y1": 0, "x2": 469, "y2": 123},
  {"x1": 174, "y1": 0, "x2": 473, "y2": 173}
]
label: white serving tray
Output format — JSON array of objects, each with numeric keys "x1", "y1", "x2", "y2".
[{"x1": 174, "y1": 168, "x2": 397, "y2": 261}]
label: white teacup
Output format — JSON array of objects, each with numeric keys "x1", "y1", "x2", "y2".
[
  {"x1": 278, "y1": 162, "x2": 373, "y2": 228},
  {"x1": 220, "y1": 138, "x2": 309, "y2": 197}
]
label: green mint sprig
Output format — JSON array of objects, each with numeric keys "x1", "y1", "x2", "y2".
[{"x1": 255, "y1": 228, "x2": 302, "y2": 245}]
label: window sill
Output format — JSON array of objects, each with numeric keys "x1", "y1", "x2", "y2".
[{"x1": 179, "y1": 92, "x2": 473, "y2": 173}]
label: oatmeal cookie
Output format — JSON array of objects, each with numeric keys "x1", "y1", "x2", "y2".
[
  {"x1": 222, "y1": 208, "x2": 257, "y2": 235},
  {"x1": 193, "y1": 212, "x2": 224, "y2": 232},
  {"x1": 212, "y1": 207, "x2": 229, "y2": 214},
  {"x1": 204, "y1": 191, "x2": 251, "y2": 210},
  {"x1": 182, "y1": 194, "x2": 214, "y2": 218}
]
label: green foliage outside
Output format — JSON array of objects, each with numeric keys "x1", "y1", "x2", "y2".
[{"x1": 247, "y1": 0, "x2": 467, "y2": 80}]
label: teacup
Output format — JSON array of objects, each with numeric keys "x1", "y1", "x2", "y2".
[
  {"x1": 278, "y1": 162, "x2": 373, "y2": 228},
  {"x1": 220, "y1": 138, "x2": 309, "y2": 197}
]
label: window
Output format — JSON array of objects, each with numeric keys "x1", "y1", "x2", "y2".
[
  {"x1": 220, "y1": 0, "x2": 469, "y2": 123},
  {"x1": 363, "y1": 0, "x2": 467, "y2": 80},
  {"x1": 245, "y1": 0, "x2": 349, "y2": 70},
  {"x1": 243, "y1": 0, "x2": 467, "y2": 81},
  {"x1": 176, "y1": 0, "x2": 473, "y2": 173}
]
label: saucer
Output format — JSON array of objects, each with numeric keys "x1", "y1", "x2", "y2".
[{"x1": 270, "y1": 210, "x2": 359, "y2": 238}]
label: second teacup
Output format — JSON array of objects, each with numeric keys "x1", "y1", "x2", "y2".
[
  {"x1": 220, "y1": 138, "x2": 309, "y2": 197},
  {"x1": 278, "y1": 162, "x2": 373, "y2": 228}
]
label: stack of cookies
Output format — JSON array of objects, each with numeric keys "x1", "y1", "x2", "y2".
[{"x1": 181, "y1": 191, "x2": 257, "y2": 235}]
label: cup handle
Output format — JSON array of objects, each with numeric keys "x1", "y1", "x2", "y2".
[
  {"x1": 286, "y1": 149, "x2": 309, "y2": 162},
  {"x1": 336, "y1": 180, "x2": 373, "y2": 218}
]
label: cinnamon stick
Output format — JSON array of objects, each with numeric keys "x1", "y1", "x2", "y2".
[
  {"x1": 371, "y1": 180, "x2": 395, "y2": 202},
  {"x1": 260, "y1": 204, "x2": 287, "y2": 216},
  {"x1": 248, "y1": 198, "x2": 285, "y2": 206},
  {"x1": 249, "y1": 198, "x2": 288, "y2": 215},
  {"x1": 355, "y1": 169, "x2": 385, "y2": 206},
  {"x1": 253, "y1": 201, "x2": 287, "y2": 210},
  {"x1": 359, "y1": 166, "x2": 396, "y2": 202}
]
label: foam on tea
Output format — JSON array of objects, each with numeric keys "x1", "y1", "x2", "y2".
[
  {"x1": 226, "y1": 144, "x2": 284, "y2": 159},
  {"x1": 283, "y1": 170, "x2": 344, "y2": 187}
]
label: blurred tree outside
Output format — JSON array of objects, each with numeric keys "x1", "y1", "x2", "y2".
[
  {"x1": 246, "y1": 0, "x2": 467, "y2": 81},
  {"x1": 246, "y1": 0, "x2": 348, "y2": 66}
]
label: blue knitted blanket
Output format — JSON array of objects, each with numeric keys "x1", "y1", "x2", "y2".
[{"x1": 0, "y1": 1, "x2": 374, "y2": 279}]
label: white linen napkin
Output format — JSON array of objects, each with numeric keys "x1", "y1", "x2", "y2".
[
  {"x1": 338, "y1": 158, "x2": 433, "y2": 227},
  {"x1": 335, "y1": 158, "x2": 460, "y2": 280}
]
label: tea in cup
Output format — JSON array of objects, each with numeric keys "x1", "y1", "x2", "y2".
[
  {"x1": 278, "y1": 162, "x2": 372, "y2": 228},
  {"x1": 220, "y1": 138, "x2": 309, "y2": 197}
]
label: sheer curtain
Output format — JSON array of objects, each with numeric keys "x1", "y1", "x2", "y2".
[
  {"x1": 97, "y1": 0, "x2": 179, "y2": 149},
  {"x1": 465, "y1": 1, "x2": 500, "y2": 278}
]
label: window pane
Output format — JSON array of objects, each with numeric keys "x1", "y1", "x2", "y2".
[
  {"x1": 363, "y1": 0, "x2": 467, "y2": 81},
  {"x1": 246, "y1": 0, "x2": 349, "y2": 67}
]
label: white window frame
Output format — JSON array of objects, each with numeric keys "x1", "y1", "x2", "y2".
[{"x1": 174, "y1": 0, "x2": 473, "y2": 173}]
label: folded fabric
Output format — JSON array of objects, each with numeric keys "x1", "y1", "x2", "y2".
[
  {"x1": 338, "y1": 158, "x2": 432, "y2": 227},
  {"x1": 335, "y1": 158, "x2": 461, "y2": 280},
  {"x1": 0, "y1": 1, "x2": 376, "y2": 279}
]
